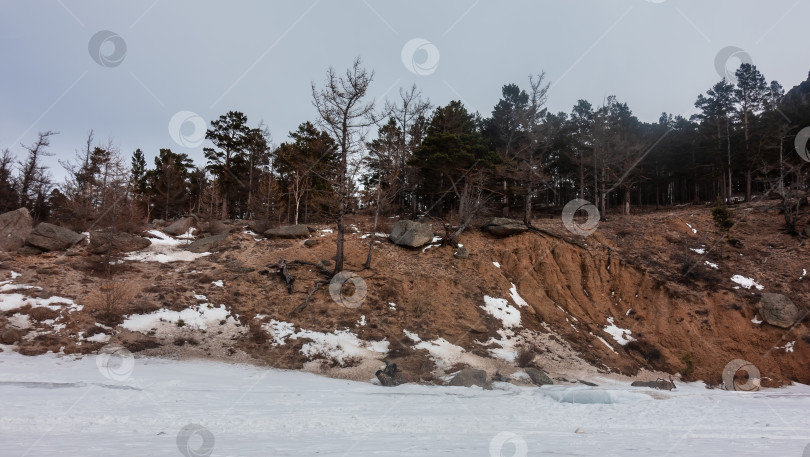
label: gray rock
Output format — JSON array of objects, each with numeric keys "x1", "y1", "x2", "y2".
[
  {"x1": 184, "y1": 233, "x2": 229, "y2": 253},
  {"x1": 389, "y1": 220, "x2": 434, "y2": 248},
  {"x1": 304, "y1": 239, "x2": 319, "y2": 248},
  {"x1": 525, "y1": 368, "x2": 553, "y2": 386},
  {"x1": 631, "y1": 378, "x2": 675, "y2": 390},
  {"x1": 263, "y1": 225, "x2": 310, "y2": 239},
  {"x1": 448, "y1": 368, "x2": 490, "y2": 389},
  {"x1": 453, "y1": 246, "x2": 469, "y2": 259},
  {"x1": 0, "y1": 208, "x2": 33, "y2": 252},
  {"x1": 248, "y1": 220, "x2": 271, "y2": 234},
  {"x1": 17, "y1": 246, "x2": 43, "y2": 256},
  {"x1": 758, "y1": 293, "x2": 799, "y2": 328},
  {"x1": 201, "y1": 220, "x2": 231, "y2": 236},
  {"x1": 25, "y1": 223, "x2": 84, "y2": 251},
  {"x1": 482, "y1": 218, "x2": 528, "y2": 236},
  {"x1": 87, "y1": 231, "x2": 151, "y2": 254},
  {"x1": 163, "y1": 217, "x2": 196, "y2": 236}
]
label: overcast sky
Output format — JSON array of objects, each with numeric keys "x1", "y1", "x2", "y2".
[{"x1": 2, "y1": 0, "x2": 808, "y2": 179}]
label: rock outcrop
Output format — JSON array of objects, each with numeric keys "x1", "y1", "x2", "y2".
[
  {"x1": 0, "y1": 208, "x2": 33, "y2": 252},
  {"x1": 184, "y1": 233, "x2": 229, "y2": 253},
  {"x1": 482, "y1": 218, "x2": 528, "y2": 236},
  {"x1": 87, "y1": 231, "x2": 151, "y2": 254},
  {"x1": 25, "y1": 223, "x2": 83, "y2": 251},
  {"x1": 758, "y1": 293, "x2": 798, "y2": 328},
  {"x1": 448, "y1": 368, "x2": 490, "y2": 389},
  {"x1": 263, "y1": 225, "x2": 310, "y2": 239},
  {"x1": 389, "y1": 220, "x2": 434, "y2": 248},
  {"x1": 525, "y1": 368, "x2": 553, "y2": 386},
  {"x1": 163, "y1": 217, "x2": 196, "y2": 236}
]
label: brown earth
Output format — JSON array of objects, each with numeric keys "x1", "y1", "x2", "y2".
[{"x1": 0, "y1": 200, "x2": 808, "y2": 387}]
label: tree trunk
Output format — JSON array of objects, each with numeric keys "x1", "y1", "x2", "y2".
[
  {"x1": 623, "y1": 187, "x2": 630, "y2": 215},
  {"x1": 364, "y1": 184, "x2": 382, "y2": 269},
  {"x1": 502, "y1": 180, "x2": 508, "y2": 217}
]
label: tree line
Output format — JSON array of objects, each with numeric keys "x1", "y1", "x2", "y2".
[{"x1": 2, "y1": 59, "x2": 810, "y2": 237}]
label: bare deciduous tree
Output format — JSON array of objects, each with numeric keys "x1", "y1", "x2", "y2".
[{"x1": 311, "y1": 57, "x2": 380, "y2": 274}]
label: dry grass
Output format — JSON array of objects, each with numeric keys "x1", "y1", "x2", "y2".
[
  {"x1": 85, "y1": 279, "x2": 142, "y2": 325},
  {"x1": 515, "y1": 344, "x2": 536, "y2": 368}
]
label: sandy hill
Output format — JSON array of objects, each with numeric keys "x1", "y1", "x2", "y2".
[{"x1": 0, "y1": 200, "x2": 807, "y2": 388}]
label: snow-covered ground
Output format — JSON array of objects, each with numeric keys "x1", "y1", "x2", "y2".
[{"x1": 0, "y1": 353, "x2": 808, "y2": 456}]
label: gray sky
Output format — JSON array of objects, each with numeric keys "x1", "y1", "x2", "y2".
[{"x1": 2, "y1": 0, "x2": 808, "y2": 180}]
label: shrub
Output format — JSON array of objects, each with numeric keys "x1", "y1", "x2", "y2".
[
  {"x1": 515, "y1": 344, "x2": 536, "y2": 368},
  {"x1": 681, "y1": 353, "x2": 695, "y2": 377},
  {"x1": 86, "y1": 280, "x2": 140, "y2": 325},
  {"x1": 625, "y1": 339, "x2": 662, "y2": 363},
  {"x1": 712, "y1": 196, "x2": 734, "y2": 236}
]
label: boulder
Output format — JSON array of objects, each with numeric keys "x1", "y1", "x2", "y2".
[
  {"x1": 453, "y1": 246, "x2": 469, "y2": 259},
  {"x1": 25, "y1": 223, "x2": 84, "y2": 251},
  {"x1": 248, "y1": 220, "x2": 271, "y2": 234},
  {"x1": 389, "y1": 220, "x2": 434, "y2": 248},
  {"x1": 163, "y1": 217, "x2": 196, "y2": 236},
  {"x1": 304, "y1": 239, "x2": 319, "y2": 248},
  {"x1": 17, "y1": 246, "x2": 43, "y2": 256},
  {"x1": 0, "y1": 208, "x2": 33, "y2": 252},
  {"x1": 201, "y1": 220, "x2": 231, "y2": 236},
  {"x1": 482, "y1": 218, "x2": 528, "y2": 236},
  {"x1": 525, "y1": 368, "x2": 553, "y2": 386},
  {"x1": 631, "y1": 377, "x2": 675, "y2": 391},
  {"x1": 758, "y1": 293, "x2": 798, "y2": 328},
  {"x1": 184, "y1": 233, "x2": 229, "y2": 253},
  {"x1": 448, "y1": 368, "x2": 490, "y2": 389},
  {"x1": 87, "y1": 231, "x2": 151, "y2": 255},
  {"x1": 263, "y1": 225, "x2": 310, "y2": 239},
  {"x1": 375, "y1": 361, "x2": 402, "y2": 387}
]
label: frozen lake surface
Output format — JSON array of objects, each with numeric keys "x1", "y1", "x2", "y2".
[{"x1": 0, "y1": 352, "x2": 808, "y2": 456}]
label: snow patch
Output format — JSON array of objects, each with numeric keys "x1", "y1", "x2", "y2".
[
  {"x1": 493, "y1": 261, "x2": 501, "y2": 268},
  {"x1": 422, "y1": 243, "x2": 440, "y2": 253},
  {"x1": 731, "y1": 275, "x2": 764, "y2": 290},
  {"x1": 124, "y1": 230, "x2": 210, "y2": 263},
  {"x1": 592, "y1": 333, "x2": 617, "y2": 354},
  {"x1": 603, "y1": 317, "x2": 635, "y2": 346},
  {"x1": 121, "y1": 302, "x2": 237, "y2": 332},
  {"x1": 261, "y1": 321, "x2": 388, "y2": 366},
  {"x1": 85, "y1": 333, "x2": 111, "y2": 343},
  {"x1": 751, "y1": 315, "x2": 763, "y2": 325},
  {"x1": 509, "y1": 283, "x2": 528, "y2": 307},
  {"x1": 403, "y1": 329, "x2": 421, "y2": 342},
  {"x1": 412, "y1": 337, "x2": 466, "y2": 369},
  {"x1": 295, "y1": 329, "x2": 388, "y2": 366},
  {"x1": 705, "y1": 261, "x2": 719, "y2": 269},
  {"x1": 685, "y1": 222, "x2": 697, "y2": 234},
  {"x1": 262, "y1": 320, "x2": 295, "y2": 345},
  {"x1": 211, "y1": 280, "x2": 224, "y2": 288},
  {"x1": 481, "y1": 296, "x2": 521, "y2": 328}
]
